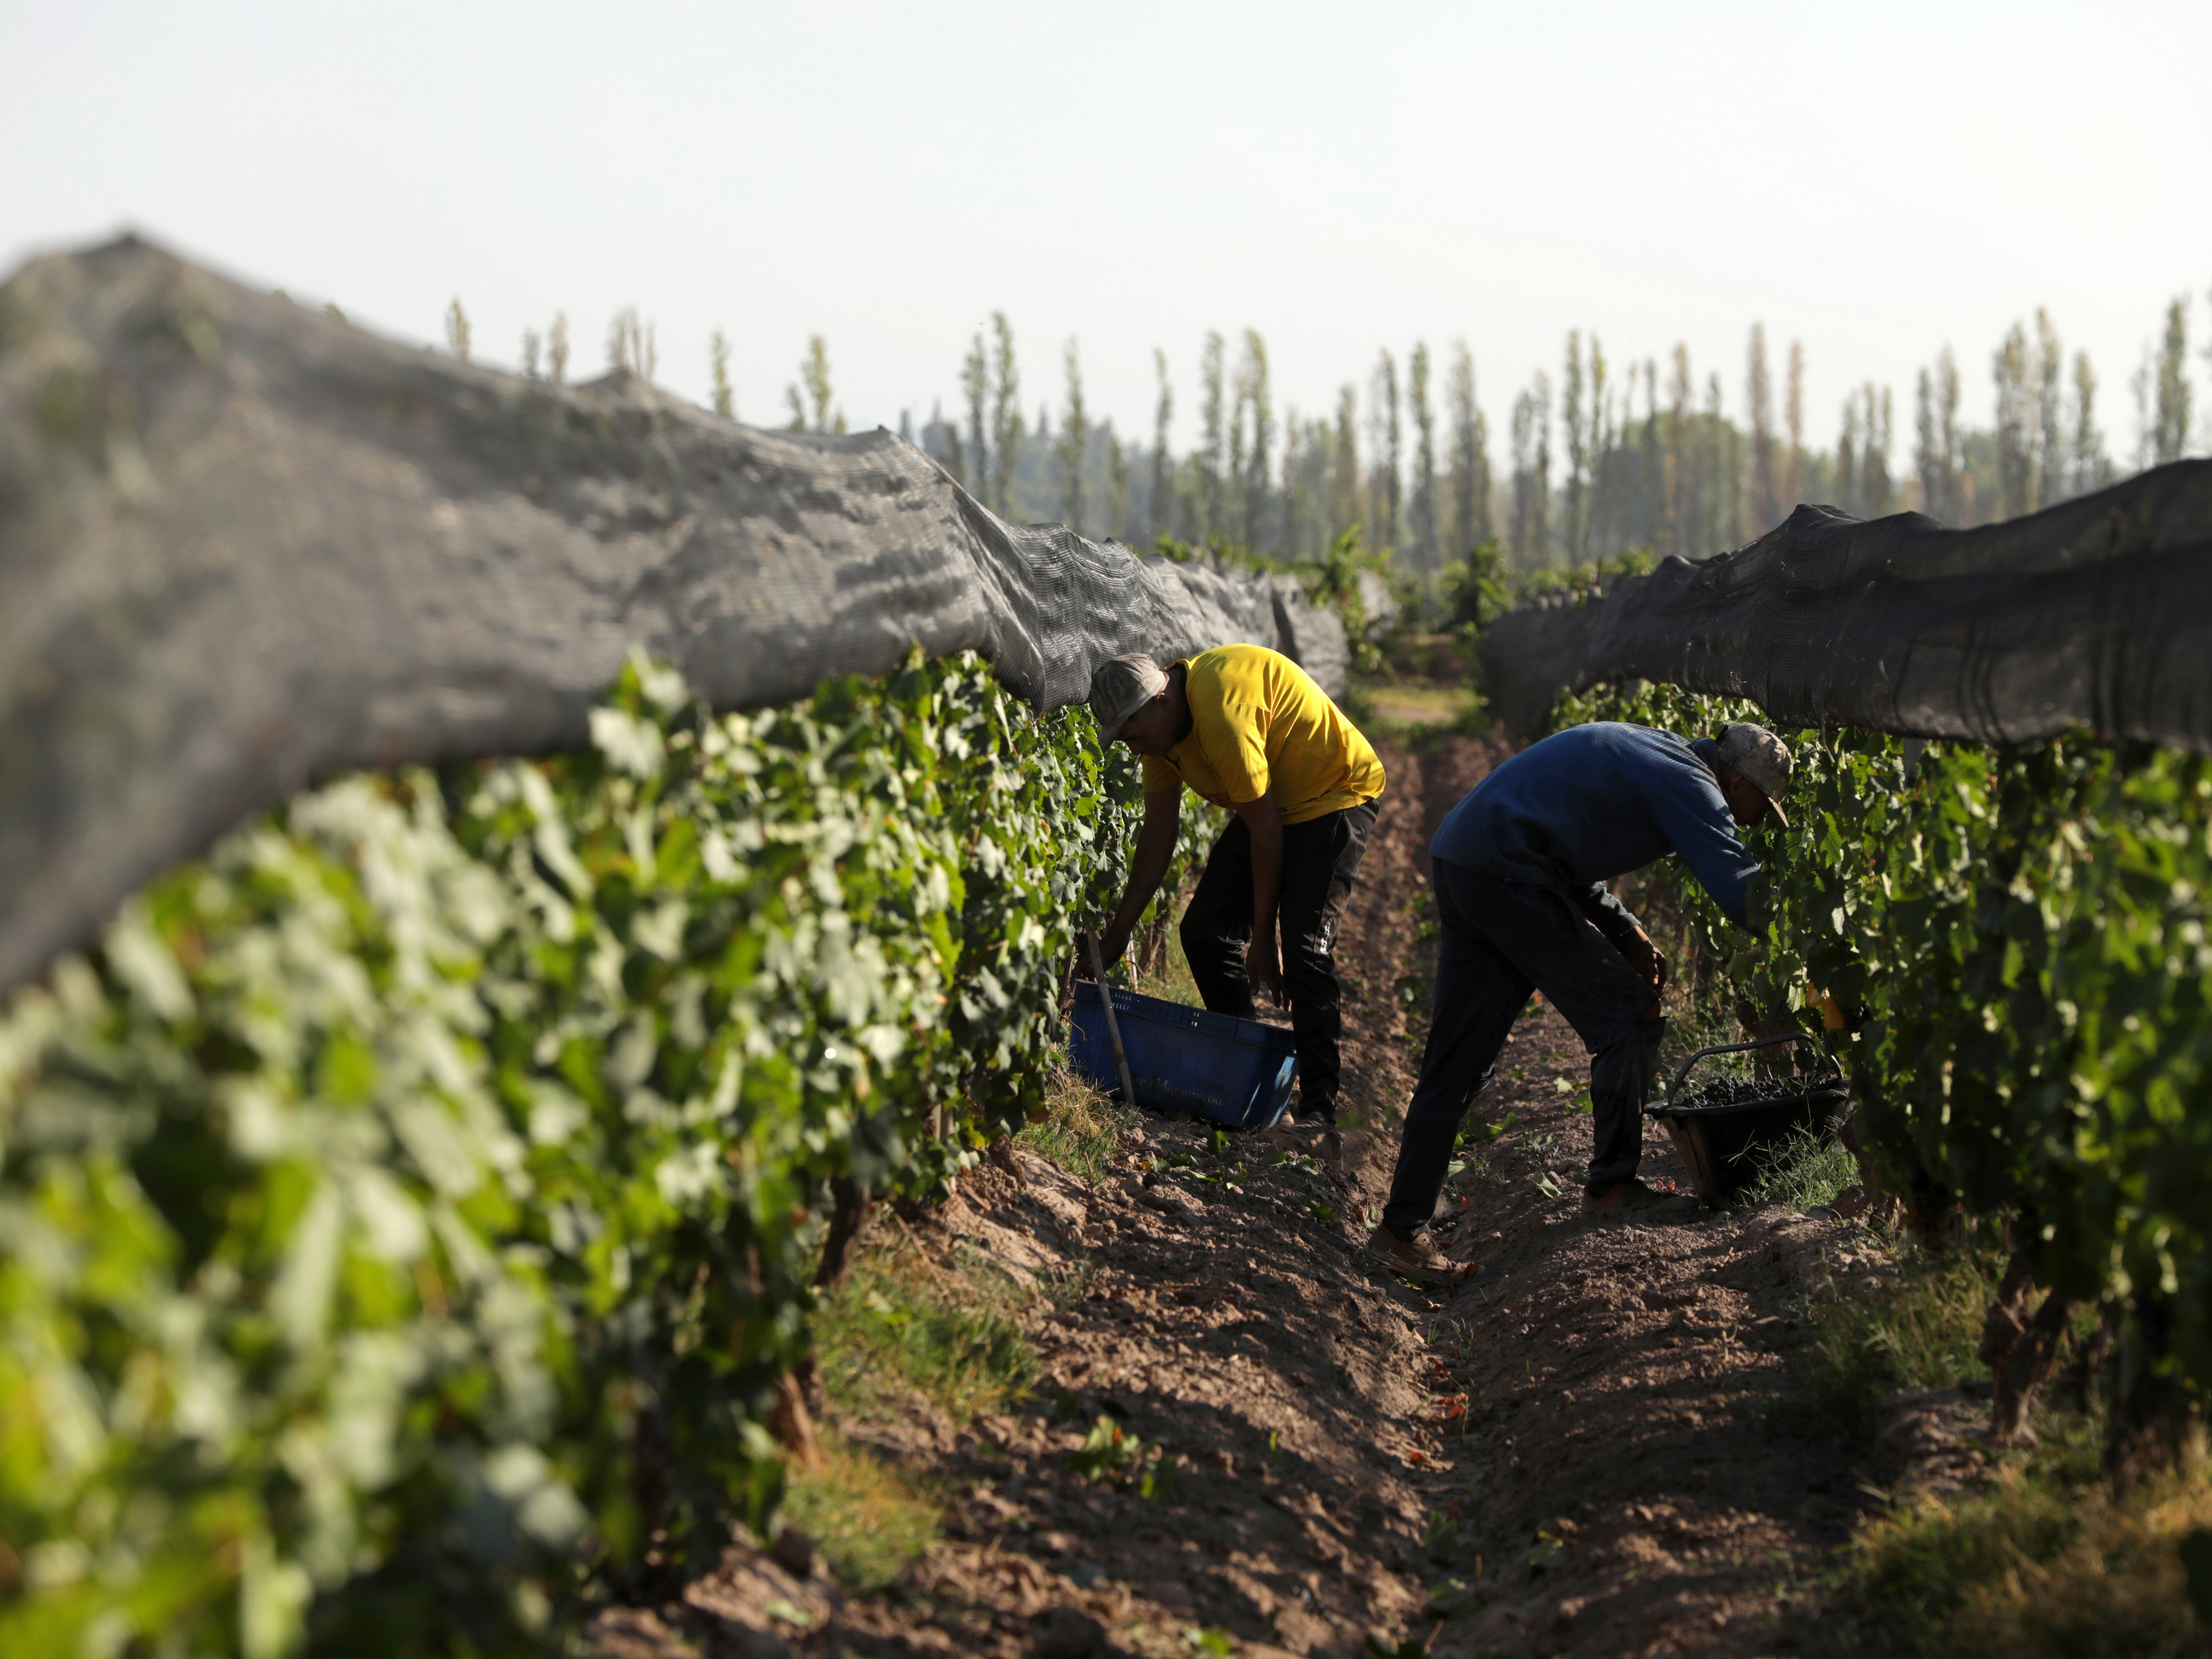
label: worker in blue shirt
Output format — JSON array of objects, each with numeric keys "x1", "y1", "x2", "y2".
[{"x1": 1367, "y1": 721, "x2": 1795, "y2": 1286}]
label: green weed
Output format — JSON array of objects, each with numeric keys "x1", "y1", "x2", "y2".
[
  {"x1": 1450, "y1": 1110, "x2": 1517, "y2": 1188},
  {"x1": 1354, "y1": 679, "x2": 1486, "y2": 740},
  {"x1": 1835, "y1": 1441, "x2": 2212, "y2": 1658},
  {"x1": 778, "y1": 1433, "x2": 941, "y2": 1592},
  {"x1": 1018, "y1": 1062, "x2": 1136, "y2": 1186},
  {"x1": 1068, "y1": 1415, "x2": 1177, "y2": 1499},
  {"x1": 1736, "y1": 1121, "x2": 1859, "y2": 1213},
  {"x1": 1789, "y1": 1239, "x2": 2003, "y2": 1442},
  {"x1": 1423, "y1": 1508, "x2": 1460, "y2": 1561},
  {"x1": 812, "y1": 1241, "x2": 1036, "y2": 1428},
  {"x1": 1449, "y1": 1148, "x2": 1495, "y2": 1185},
  {"x1": 1428, "y1": 1577, "x2": 1489, "y2": 1618}
]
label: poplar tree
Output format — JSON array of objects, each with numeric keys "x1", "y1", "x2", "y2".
[
  {"x1": 1241, "y1": 331, "x2": 1274, "y2": 551},
  {"x1": 1587, "y1": 336, "x2": 1611, "y2": 553},
  {"x1": 1508, "y1": 372, "x2": 1551, "y2": 568},
  {"x1": 935, "y1": 398, "x2": 965, "y2": 485},
  {"x1": 1864, "y1": 385, "x2": 1894, "y2": 517},
  {"x1": 548, "y1": 312, "x2": 570, "y2": 386},
  {"x1": 1994, "y1": 322, "x2": 2035, "y2": 517},
  {"x1": 1309, "y1": 413, "x2": 1337, "y2": 557},
  {"x1": 1637, "y1": 360, "x2": 1663, "y2": 553},
  {"x1": 1058, "y1": 339, "x2": 1088, "y2": 532},
  {"x1": 1913, "y1": 348, "x2": 1964, "y2": 524},
  {"x1": 2155, "y1": 296, "x2": 2192, "y2": 464},
  {"x1": 1665, "y1": 346, "x2": 1693, "y2": 558},
  {"x1": 1149, "y1": 349, "x2": 1174, "y2": 540},
  {"x1": 2034, "y1": 310, "x2": 2065, "y2": 506},
  {"x1": 1747, "y1": 324, "x2": 1777, "y2": 532},
  {"x1": 961, "y1": 332, "x2": 989, "y2": 495},
  {"x1": 1446, "y1": 341, "x2": 1491, "y2": 554},
  {"x1": 1836, "y1": 394, "x2": 1861, "y2": 518},
  {"x1": 990, "y1": 313, "x2": 1020, "y2": 517},
  {"x1": 1561, "y1": 331, "x2": 1588, "y2": 560},
  {"x1": 521, "y1": 328, "x2": 542, "y2": 381},
  {"x1": 444, "y1": 298, "x2": 472, "y2": 362},
  {"x1": 1702, "y1": 372, "x2": 1733, "y2": 551},
  {"x1": 709, "y1": 330, "x2": 735, "y2": 419},
  {"x1": 1280, "y1": 415, "x2": 1303, "y2": 557},
  {"x1": 609, "y1": 309, "x2": 656, "y2": 380},
  {"x1": 1227, "y1": 351, "x2": 1249, "y2": 544},
  {"x1": 2070, "y1": 351, "x2": 2109, "y2": 496},
  {"x1": 1936, "y1": 349, "x2": 1963, "y2": 519},
  {"x1": 1783, "y1": 340, "x2": 1805, "y2": 509},
  {"x1": 1408, "y1": 341, "x2": 1438, "y2": 570},
  {"x1": 783, "y1": 335, "x2": 842, "y2": 434},
  {"x1": 1198, "y1": 331, "x2": 1226, "y2": 540},
  {"x1": 1106, "y1": 429, "x2": 1129, "y2": 541},
  {"x1": 2131, "y1": 349, "x2": 2155, "y2": 473},
  {"x1": 1914, "y1": 369, "x2": 1941, "y2": 520},
  {"x1": 1331, "y1": 386, "x2": 1360, "y2": 542},
  {"x1": 1368, "y1": 350, "x2": 1401, "y2": 553}
]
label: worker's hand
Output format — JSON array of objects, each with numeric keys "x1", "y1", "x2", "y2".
[
  {"x1": 1246, "y1": 931, "x2": 1286, "y2": 1008},
  {"x1": 1620, "y1": 927, "x2": 1667, "y2": 991}
]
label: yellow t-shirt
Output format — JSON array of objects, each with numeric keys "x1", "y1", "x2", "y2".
[{"x1": 1139, "y1": 645, "x2": 1385, "y2": 824}]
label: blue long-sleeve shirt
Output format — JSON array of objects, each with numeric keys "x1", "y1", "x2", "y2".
[{"x1": 1430, "y1": 722, "x2": 1761, "y2": 930}]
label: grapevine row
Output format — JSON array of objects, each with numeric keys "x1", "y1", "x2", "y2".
[
  {"x1": 0, "y1": 649, "x2": 1135, "y2": 1656},
  {"x1": 1557, "y1": 682, "x2": 2211, "y2": 1413}
]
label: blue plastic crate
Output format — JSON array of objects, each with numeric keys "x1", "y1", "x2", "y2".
[{"x1": 1068, "y1": 981, "x2": 1299, "y2": 1129}]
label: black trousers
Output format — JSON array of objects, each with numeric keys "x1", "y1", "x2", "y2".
[
  {"x1": 1179, "y1": 800, "x2": 1378, "y2": 1125},
  {"x1": 1381, "y1": 859, "x2": 1664, "y2": 1239}
]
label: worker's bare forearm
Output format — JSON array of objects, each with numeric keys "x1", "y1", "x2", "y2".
[
  {"x1": 1236, "y1": 795, "x2": 1284, "y2": 939},
  {"x1": 1106, "y1": 795, "x2": 1181, "y2": 937}
]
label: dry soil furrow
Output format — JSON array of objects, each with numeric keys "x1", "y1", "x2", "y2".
[{"x1": 596, "y1": 736, "x2": 1888, "y2": 1659}]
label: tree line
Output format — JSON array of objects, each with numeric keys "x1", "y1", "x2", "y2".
[{"x1": 448, "y1": 282, "x2": 2210, "y2": 576}]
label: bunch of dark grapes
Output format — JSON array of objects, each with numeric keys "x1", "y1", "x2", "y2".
[{"x1": 1680, "y1": 1075, "x2": 1834, "y2": 1108}]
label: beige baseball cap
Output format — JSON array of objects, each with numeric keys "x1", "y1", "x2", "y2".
[
  {"x1": 1088, "y1": 654, "x2": 1168, "y2": 740},
  {"x1": 1715, "y1": 723, "x2": 1793, "y2": 826}
]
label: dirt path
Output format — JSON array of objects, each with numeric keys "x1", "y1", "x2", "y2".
[{"x1": 594, "y1": 738, "x2": 1890, "y2": 1659}]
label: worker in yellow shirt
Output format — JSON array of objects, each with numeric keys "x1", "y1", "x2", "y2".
[{"x1": 1087, "y1": 644, "x2": 1386, "y2": 1133}]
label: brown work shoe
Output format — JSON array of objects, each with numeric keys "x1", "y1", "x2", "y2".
[
  {"x1": 1582, "y1": 1178, "x2": 1702, "y2": 1220},
  {"x1": 1366, "y1": 1226, "x2": 1479, "y2": 1289}
]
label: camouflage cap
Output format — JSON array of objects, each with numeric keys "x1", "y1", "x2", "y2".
[
  {"x1": 1715, "y1": 723, "x2": 1793, "y2": 827},
  {"x1": 1088, "y1": 654, "x2": 1168, "y2": 740}
]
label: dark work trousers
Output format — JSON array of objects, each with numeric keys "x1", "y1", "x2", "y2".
[
  {"x1": 1179, "y1": 800, "x2": 1379, "y2": 1125},
  {"x1": 1381, "y1": 859, "x2": 1664, "y2": 1240}
]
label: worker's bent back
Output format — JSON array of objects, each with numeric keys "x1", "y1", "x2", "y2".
[{"x1": 1141, "y1": 644, "x2": 1384, "y2": 818}]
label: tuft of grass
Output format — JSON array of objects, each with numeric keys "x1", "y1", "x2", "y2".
[
  {"x1": 1768, "y1": 1177, "x2": 2212, "y2": 1658},
  {"x1": 778, "y1": 1432, "x2": 941, "y2": 1592},
  {"x1": 1790, "y1": 1238, "x2": 2004, "y2": 1442},
  {"x1": 1125, "y1": 914, "x2": 1206, "y2": 1008},
  {"x1": 787, "y1": 1215, "x2": 1050, "y2": 1592},
  {"x1": 1736, "y1": 1122, "x2": 1859, "y2": 1213},
  {"x1": 811, "y1": 1238, "x2": 1036, "y2": 1428},
  {"x1": 1355, "y1": 679, "x2": 1483, "y2": 736},
  {"x1": 1017, "y1": 1062, "x2": 1135, "y2": 1187},
  {"x1": 1835, "y1": 1437, "x2": 2212, "y2": 1658}
]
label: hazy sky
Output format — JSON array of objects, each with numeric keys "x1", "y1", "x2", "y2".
[{"x1": 8, "y1": 0, "x2": 2210, "y2": 463}]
